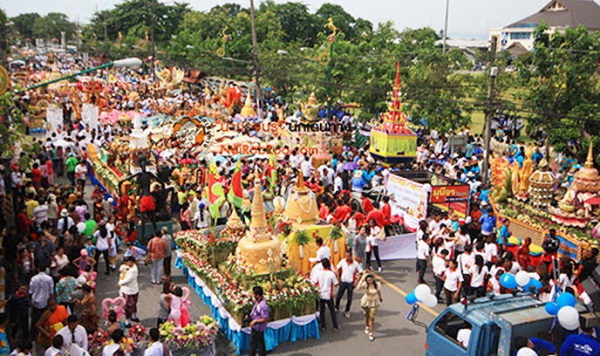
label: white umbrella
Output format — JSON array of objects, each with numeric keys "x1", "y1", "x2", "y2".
[{"x1": 52, "y1": 139, "x2": 75, "y2": 148}]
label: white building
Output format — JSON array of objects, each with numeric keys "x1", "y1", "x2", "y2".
[{"x1": 490, "y1": 0, "x2": 600, "y2": 55}]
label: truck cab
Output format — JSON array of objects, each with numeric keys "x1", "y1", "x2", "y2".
[{"x1": 425, "y1": 294, "x2": 591, "y2": 356}]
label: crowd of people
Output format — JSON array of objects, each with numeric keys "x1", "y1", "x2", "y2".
[{"x1": 0, "y1": 50, "x2": 598, "y2": 356}]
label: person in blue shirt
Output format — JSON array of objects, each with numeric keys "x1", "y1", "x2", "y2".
[
  {"x1": 498, "y1": 218, "x2": 511, "y2": 249},
  {"x1": 350, "y1": 171, "x2": 366, "y2": 193},
  {"x1": 560, "y1": 326, "x2": 600, "y2": 356},
  {"x1": 479, "y1": 211, "x2": 497, "y2": 238},
  {"x1": 0, "y1": 313, "x2": 9, "y2": 356},
  {"x1": 513, "y1": 336, "x2": 556, "y2": 356},
  {"x1": 532, "y1": 147, "x2": 544, "y2": 163},
  {"x1": 472, "y1": 143, "x2": 484, "y2": 157}
]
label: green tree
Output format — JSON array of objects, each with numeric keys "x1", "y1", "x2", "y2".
[
  {"x1": 10, "y1": 13, "x2": 40, "y2": 40},
  {"x1": 32, "y1": 12, "x2": 76, "y2": 41},
  {"x1": 518, "y1": 22, "x2": 600, "y2": 159}
]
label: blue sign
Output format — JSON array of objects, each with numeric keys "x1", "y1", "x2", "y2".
[{"x1": 555, "y1": 234, "x2": 579, "y2": 261}]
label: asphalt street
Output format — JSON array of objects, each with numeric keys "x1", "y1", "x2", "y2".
[{"x1": 95, "y1": 254, "x2": 443, "y2": 355}]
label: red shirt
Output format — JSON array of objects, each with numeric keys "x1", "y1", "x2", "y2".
[
  {"x1": 319, "y1": 205, "x2": 330, "y2": 221},
  {"x1": 362, "y1": 199, "x2": 374, "y2": 214},
  {"x1": 381, "y1": 203, "x2": 392, "y2": 225},
  {"x1": 353, "y1": 212, "x2": 365, "y2": 227},
  {"x1": 31, "y1": 168, "x2": 42, "y2": 183},
  {"x1": 46, "y1": 160, "x2": 53, "y2": 175},
  {"x1": 16, "y1": 212, "x2": 31, "y2": 233},
  {"x1": 332, "y1": 205, "x2": 352, "y2": 223},
  {"x1": 366, "y1": 209, "x2": 385, "y2": 227}
]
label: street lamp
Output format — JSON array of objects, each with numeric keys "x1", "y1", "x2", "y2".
[
  {"x1": 20, "y1": 57, "x2": 143, "y2": 92},
  {"x1": 443, "y1": 0, "x2": 450, "y2": 54}
]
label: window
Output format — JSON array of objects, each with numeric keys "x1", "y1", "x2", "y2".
[
  {"x1": 434, "y1": 311, "x2": 473, "y2": 349},
  {"x1": 510, "y1": 32, "x2": 531, "y2": 40}
]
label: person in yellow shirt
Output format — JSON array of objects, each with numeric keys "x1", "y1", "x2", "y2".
[{"x1": 25, "y1": 194, "x2": 40, "y2": 220}]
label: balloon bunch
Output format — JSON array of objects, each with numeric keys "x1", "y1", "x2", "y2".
[
  {"x1": 406, "y1": 284, "x2": 438, "y2": 308},
  {"x1": 500, "y1": 271, "x2": 543, "y2": 292},
  {"x1": 545, "y1": 292, "x2": 579, "y2": 330}
]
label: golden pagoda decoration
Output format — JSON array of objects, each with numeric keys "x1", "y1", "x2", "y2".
[
  {"x1": 240, "y1": 94, "x2": 256, "y2": 118},
  {"x1": 222, "y1": 208, "x2": 246, "y2": 239},
  {"x1": 551, "y1": 142, "x2": 600, "y2": 228},
  {"x1": 283, "y1": 174, "x2": 320, "y2": 225},
  {"x1": 369, "y1": 62, "x2": 418, "y2": 163},
  {"x1": 528, "y1": 158, "x2": 555, "y2": 208},
  {"x1": 236, "y1": 172, "x2": 282, "y2": 275}
]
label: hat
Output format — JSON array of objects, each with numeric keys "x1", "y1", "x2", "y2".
[
  {"x1": 76, "y1": 275, "x2": 87, "y2": 288},
  {"x1": 354, "y1": 171, "x2": 362, "y2": 178},
  {"x1": 467, "y1": 171, "x2": 476, "y2": 178},
  {"x1": 126, "y1": 241, "x2": 133, "y2": 246},
  {"x1": 98, "y1": 220, "x2": 106, "y2": 226},
  {"x1": 80, "y1": 248, "x2": 88, "y2": 257},
  {"x1": 162, "y1": 226, "x2": 169, "y2": 233},
  {"x1": 61, "y1": 209, "x2": 68, "y2": 217},
  {"x1": 465, "y1": 216, "x2": 472, "y2": 224}
]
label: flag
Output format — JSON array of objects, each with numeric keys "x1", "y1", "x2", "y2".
[
  {"x1": 208, "y1": 162, "x2": 226, "y2": 219},
  {"x1": 228, "y1": 160, "x2": 244, "y2": 209},
  {"x1": 266, "y1": 153, "x2": 277, "y2": 192}
]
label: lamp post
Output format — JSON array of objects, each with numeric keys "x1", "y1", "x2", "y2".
[
  {"x1": 20, "y1": 57, "x2": 143, "y2": 92},
  {"x1": 277, "y1": 20, "x2": 337, "y2": 120},
  {"x1": 443, "y1": 0, "x2": 450, "y2": 54}
]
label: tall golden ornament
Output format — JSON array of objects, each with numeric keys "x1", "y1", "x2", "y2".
[{"x1": 0, "y1": 65, "x2": 9, "y2": 95}]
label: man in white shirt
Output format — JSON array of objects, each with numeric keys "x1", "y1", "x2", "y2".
[
  {"x1": 432, "y1": 249, "x2": 449, "y2": 303},
  {"x1": 300, "y1": 156, "x2": 313, "y2": 179},
  {"x1": 310, "y1": 261, "x2": 323, "y2": 285},
  {"x1": 443, "y1": 259, "x2": 464, "y2": 306},
  {"x1": 102, "y1": 329, "x2": 124, "y2": 356},
  {"x1": 44, "y1": 334, "x2": 64, "y2": 356},
  {"x1": 484, "y1": 235, "x2": 498, "y2": 267},
  {"x1": 428, "y1": 214, "x2": 443, "y2": 236},
  {"x1": 309, "y1": 238, "x2": 331, "y2": 265},
  {"x1": 333, "y1": 175, "x2": 343, "y2": 193},
  {"x1": 144, "y1": 327, "x2": 172, "y2": 356},
  {"x1": 457, "y1": 326, "x2": 472, "y2": 348},
  {"x1": 56, "y1": 315, "x2": 88, "y2": 352},
  {"x1": 416, "y1": 235, "x2": 431, "y2": 284},
  {"x1": 315, "y1": 259, "x2": 339, "y2": 331},
  {"x1": 335, "y1": 251, "x2": 363, "y2": 319}
]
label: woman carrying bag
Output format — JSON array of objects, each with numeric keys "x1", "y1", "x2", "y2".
[{"x1": 356, "y1": 273, "x2": 382, "y2": 342}]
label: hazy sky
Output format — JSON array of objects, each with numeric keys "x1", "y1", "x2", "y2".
[{"x1": 0, "y1": 0, "x2": 552, "y2": 39}]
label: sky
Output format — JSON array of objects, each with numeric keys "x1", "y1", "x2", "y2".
[{"x1": 0, "y1": 0, "x2": 553, "y2": 39}]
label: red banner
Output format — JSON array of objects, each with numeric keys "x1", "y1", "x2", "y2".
[{"x1": 430, "y1": 185, "x2": 470, "y2": 204}]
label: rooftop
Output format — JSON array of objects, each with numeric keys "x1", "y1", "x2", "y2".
[{"x1": 507, "y1": 0, "x2": 600, "y2": 30}]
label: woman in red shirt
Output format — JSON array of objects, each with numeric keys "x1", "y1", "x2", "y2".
[{"x1": 31, "y1": 163, "x2": 42, "y2": 190}]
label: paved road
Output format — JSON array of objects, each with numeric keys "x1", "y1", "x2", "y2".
[{"x1": 95, "y1": 252, "x2": 443, "y2": 355}]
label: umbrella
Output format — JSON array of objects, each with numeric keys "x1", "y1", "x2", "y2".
[
  {"x1": 212, "y1": 155, "x2": 226, "y2": 164},
  {"x1": 342, "y1": 162, "x2": 359, "y2": 171},
  {"x1": 52, "y1": 139, "x2": 74, "y2": 148},
  {"x1": 585, "y1": 196, "x2": 600, "y2": 205}
]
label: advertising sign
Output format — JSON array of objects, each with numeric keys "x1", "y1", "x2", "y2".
[
  {"x1": 430, "y1": 185, "x2": 470, "y2": 218},
  {"x1": 555, "y1": 233, "x2": 580, "y2": 261},
  {"x1": 386, "y1": 174, "x2": 428, "y2": 231}
]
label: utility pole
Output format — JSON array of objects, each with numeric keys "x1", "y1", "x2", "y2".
[
  {"x1": 249, "y1": 0, "x2": 263, "y2": 118},
  {"x1": 150, "y1": 0, "x2": 157, "y2": 83},
  {"x1": 482, "y1": 37, "x2": 498, "y2": 188},
  {"x1": 443, "y1": 0, "x2": 450, "y2": 54}
]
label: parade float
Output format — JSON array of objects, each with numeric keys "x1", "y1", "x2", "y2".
[
  {"x1": 280, "y1": 174, "x2": 345, "y2": 275},
  {"x1": 490, "y1": 143, "x2": 600, "y2": 262},
  {"x1": 369, "y1": 62, "x2": 418, "y2": 164},
  {"x1": 175, "y1": 177, "x2": 321, "y2": 354}
]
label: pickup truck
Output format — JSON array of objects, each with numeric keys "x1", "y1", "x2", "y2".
[{"x1": 423, "y1": 294, "x2": 597, "y2": 356}]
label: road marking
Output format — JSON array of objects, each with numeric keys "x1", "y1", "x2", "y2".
[{"x1": 373, "y1": 273, "x2": 440, "y2": 317}]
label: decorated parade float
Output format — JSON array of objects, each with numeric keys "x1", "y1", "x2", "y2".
[
  {"x1": 175, "y1": 176, "x2": 321, "y2": 354},
  {"x1": 490, "y1": 142, "x2": 600, "y2": 262},
  {"x1": 369, "y1": 62, "x2": 418, "y2": 164}
]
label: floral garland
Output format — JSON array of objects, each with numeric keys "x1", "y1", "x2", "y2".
[
  {"x1": 159, "y1": 316, "x2": 219, "y2": 350},
  {"x1": 181, "y1": 251, "x2": 319, "y2": 317},
  {"x1": 175, "y1": 230, "x2": 240, "y2": 260},
  {"x1": 129, "y1": 324, "x2": 149, "y2": 348},
  {"x1": 88, "y1": 330, "x2": 109, "y2": 356}
]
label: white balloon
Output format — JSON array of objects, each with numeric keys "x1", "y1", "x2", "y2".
[
  {"x1": 422, "y1": 293, "x2": 438, "y2": 308},
  {"x1": 414, "y1": 284, "x2": 432, "y2": 301},
  {"x1": 557, "y1": 306, "x2": 580, "y2": 330},
  {"x1": 515, "y1": 271, "x2": 531, "y2": 287},
  {"x1": 516, "y1": 347, "x2": 538, "y2": 356}
]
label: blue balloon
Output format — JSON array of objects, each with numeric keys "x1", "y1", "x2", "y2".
[
  {"x1": 545, "y1": 302, "x2": 560, "y2": 316},
  {"x1": 406, "y1": 292, "x2": 418, "y2": 305},
  {"x1": 557, "y1": 293, "x2": 577, "y2": 308},
  {"x1": 500, "y1": 273, "x2": 518, "y2": 289},
  {"x1": 526, "y1": 279, "x2": 543, "y2": 293}
]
